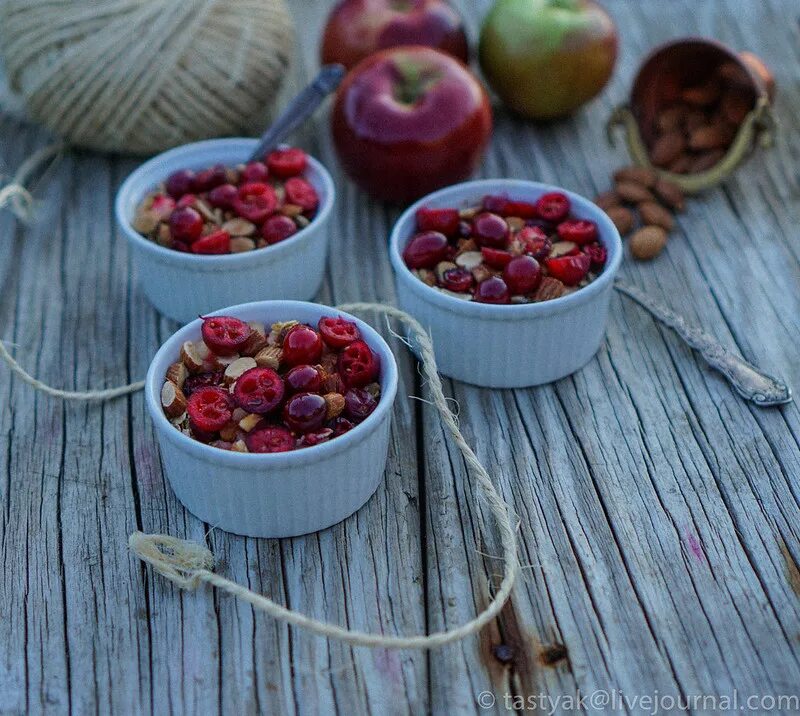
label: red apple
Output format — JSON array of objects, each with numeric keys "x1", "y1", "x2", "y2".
[
  {"x1": 321, "y1": 0, "x2": 469, "y2": 70},
  {"x1": 331, "y1": 46, "x2": 492, "y2": 203}
]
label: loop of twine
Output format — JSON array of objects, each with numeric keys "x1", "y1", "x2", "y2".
[
  {"x1": 0, "y1": 143, "x2": 63, "y2": 221},
  {"x1": 3, "y1": 301, "x2": 520, "y2": 649}
]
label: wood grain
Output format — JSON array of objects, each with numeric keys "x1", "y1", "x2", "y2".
[{"x1": 1, "y1": 0, "x2": 800, "y2": 713}]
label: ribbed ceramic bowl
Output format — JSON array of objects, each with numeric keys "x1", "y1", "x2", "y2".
[
  {"x1": 116, "y1": 139, "x2": 335, "y2": 324},
  {"x1": 389, "y1": 179, "x2": 622, "y2": 388},
  {"x1": 145, "y1": 300, "x2": 399, "y2": 538}
]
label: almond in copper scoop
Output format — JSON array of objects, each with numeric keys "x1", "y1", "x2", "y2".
[
  {"x1": 690, "y1": 149, "x2": 725, "y2": 173},
  {"x1": 656, "y1": 105, "x2": 687, "y2": 133},
  {"x1": 681, "y1": 79, "x2": 721, "y2": 107},
  {"x1": 650, "y1": 131, "x2": 686, "y2": 168},
  {"x1": 613, "y1": 166, "x2": 657, "y2": 187},
  {"x1": 630, "y1": 226, "x2": 668, "y2": 260},
  {"x1": 638, "y1": 201, "x2": 674, "y2": 232},
  {"x1": 606, "y1": 206, "x2": 635, "y2": 235},
  {"x1": 653, "y1": 178, "x2": 685, "y2": 212},
  {"x1": 616, "y1": 180, "x2": 655, "y2": 204},
  {"x1": 667, "y1": 153, "x2": 693, "y2": 175},
  {"x1": 688, "y1": 122, "x2": 736, "y2": 151}
]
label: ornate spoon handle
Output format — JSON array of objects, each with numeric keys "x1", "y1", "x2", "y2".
[
  {"x1": 614, "y1": 280, "x2": 792, "y2": 407},
  {"x1": 248, "y1": 64, "x2": 345, "y2": 161}
]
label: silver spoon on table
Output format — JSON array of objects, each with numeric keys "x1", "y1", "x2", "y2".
[{"x1": 614, "y1": 280, "x2": 792, "y2": 407}]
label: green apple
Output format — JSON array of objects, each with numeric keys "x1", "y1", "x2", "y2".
[{"x1": 479, "y1": 0, "x2": 618, "y2": 119}]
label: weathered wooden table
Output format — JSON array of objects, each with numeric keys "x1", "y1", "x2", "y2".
[{"x1": 2, "y1": 1, "x2": 800, "y2": 713}]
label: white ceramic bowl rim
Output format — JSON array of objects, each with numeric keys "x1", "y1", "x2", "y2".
[
  {"x1": 389, "y1": 179, "x2": 623, "y2": 320},
  {"x1": 145, "y1": 300, "x2": 400, "y2": 467},
  {"x1": 115, "y1": 138, "x2": 335, "y2": 268}
]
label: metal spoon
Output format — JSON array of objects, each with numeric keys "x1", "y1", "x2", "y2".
[
  {"x1": 248, "y1": 64, "x2": 346, "y2": 162},
  {"x1": 614, "y1": 280, "x2": 792, "y2": 407}
]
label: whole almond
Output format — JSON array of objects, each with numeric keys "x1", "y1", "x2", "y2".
[
  {"x1": 667, "y1": 153, "x2": 693, "y2": 175},
  {"x1": 649, "y1": 131, "x2": 686, "y2": 167},
  {"x1": 230, "y1": 237, "x2": 256, "y2": 253},
  {"x1": 593, "y1": 190, "x2": 620, "y2": 210},
  {"x1": 616, "y1": 180, "x2": 655, "y2": 204},
  {"x1": 630, "y1": 226, "x2": 668, "y2": 260},
  {"x1": 681, "y1": 79, "x2": 721, "y2": 107},
  {"x1": 689, "y1": 149, "x2": 725, "y2": 173},
  {"x1": 638, "y1": 201, "x2": 674, "y2": 232},
  {"x1": 238, "y1": 413, "x2": 262, "y2": 432},
  {"x1": 656, "y1": 105, "x2": 687, "y2": 132},
  {"x1": 222, "y1": 217, "x2": 256, "y2": 236},
  {"x1": 613, "y1": 166, "x2": 657, "y2": 187},
  {"x1": 684, "y1": 109, "x2": 707, "y2": 132},
  {"x1": 161, "y1": 381, "x2": 187, "y2": 419},
  {"x1": 688, "y1": 123, "x2": 735, "y2": 151},
  {"x1": 653, "y1": 178, "x2": 685, "y2": 212},
  {"x1": 721, "y1": 89, "x2": 752, "y2": 125},
  {"x1": 606, "y1": 206, "x2": 635, "y2": 235}
]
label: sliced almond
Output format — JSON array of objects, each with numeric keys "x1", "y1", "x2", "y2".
[
  {"x1": 323, "y1": 392, "x2": 345, "y2": 421},
  {"x1": 231, "y1": 439, "x2": 249, "y2": 453},
  {"x1": 238, "y1": 413, "x2": 263, "y2": 432},
  {"x1": 414, "y1": 268, "x2": 436, "y2": 286},
  {"x1": 255, "y1": 345, "x2": 282, "y2": 370},
  {"x1": 240, "y1": 322, "x2": 268, "y2": 356},
  {"x1": 534, "y1": 276, "x2": 567, "y2": 301},
  {"x1": 180, "y1": 340, "x2": 209, "y2": 373},
  {"x1": 165, "y1": 361, "x2": 188, "y2": 390},
  {"x1": 133, "y1": 211, "x2": 159, "y2": 234},
  {"x1": 219, "y1": 423, "x2": 239, "y2": 442},
  {"x1": 230, "y1": 237, "x2": 256, "y2": 253},
  {"x1": 224, "y1": 356, "x2": 257, "y2": 384},
  {"x1": 455, "y1": 251, "x2": 483, "y2": 270},
  {"x1": 195, "y1": 199, "x2": 218, "y2": 223},
  {"x1": 280, "y1": 203, "x2": 303, "y2": 217},
  {"x1": 506, "y1": 216, "x2": 524, "y2": 232},
  {"x1": 209, "y1": 353, "x2": 240, "y2": 371},
  {"x1": 459, "y1": 207, "x2": 479, "y2": 220},
  {"x1": 156, "y1": 223, "x2": 172, "y2": 246},
  {"x1": 161, "y1": 381, "x2": 187, "y2": 419},
  {"x1": 222, "y1": 218, "x2": 256, "y2": 236},
  {"x1": 549, "y1": 240, "x2": 578, "y2": 258}
]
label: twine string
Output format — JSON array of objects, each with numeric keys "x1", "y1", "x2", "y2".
[
  {"x1": 0, "y1": 143, "x2": 63, "y2": 221},
  {"x1": 0, "y1": 300, "x2": 520, "y2": 648}
]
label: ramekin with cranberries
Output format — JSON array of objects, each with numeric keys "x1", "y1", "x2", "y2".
[
  {"x1": 390, "y1": 179, "x2": 622, "y2": 388},
  {"x1": 146, "y1": 301, "x2": 398, "y2": 538},
  {"x1": 116, "y1": 139, "x2": 334, "y2": 323}
]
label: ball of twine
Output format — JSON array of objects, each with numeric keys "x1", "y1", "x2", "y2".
[{"x1": 0, "y1": 0, "x2": 295, "y2": 155}]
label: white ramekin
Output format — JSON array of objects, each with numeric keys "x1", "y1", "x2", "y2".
[
  {"x1": 389, "y1": 179, "x2": 622, "y2": 388},
  {"x1": 145, "y1": 300, "x2": 399, "y2": 538},
  {"x1": 116, "y1": 139, "x2": 335, "y2": 324}
]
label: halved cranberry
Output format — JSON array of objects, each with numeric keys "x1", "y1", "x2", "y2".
[
  {"x1": 331, "y1": 417, "x2": 355, "y2": 436},
  {"x1": 240, "y1": 161, "x2": 269, "y2": 184},
  {"x1": 169, "y1": 206, "x2": 203, "y2": 242},
  {"x1": 474, "y1": 276, "x2": 511, "y2": 304},
  {"x1": 440, "y1": 267, "x2": 474, "y2": 293},
  {"x1": 545, "y1": 253, "x2": 591, "y2": 286},
  {"x1": 193, "y1": 164, "x2": 227, "y2": 192},
  {"x1": 481, "y1": 247, "x2": 513, "y2": 269},
  {"x1": 187, "y1": 386, "x2": 233, "y2": 433},
  {"x1": 283, "y1": 392, "x2": 327, "y2": 432},
  {"x1": 172, "y1": 240, "x2": 190, "y2": 253},
  {"x1": 183, "y1": 371, "x2": 224, "y2": 397},
  {"x1": 415, "y1": 207, "x2": 460, "y2": 237},
  {"x1": 318, "y1": 316, "x2": 360, "y2": 348},
  {"x1": 234, "y1": 366, "x2": 285, "y2": 414},
  {"x1": 150, "y1": 194, "x2": 176, "y2": 220},
  {"x1": 201, "y1": 315, "x2": 251, "y2": 356},
  {"x1": 505, "y1": 199, "x2": 538, "y2": 219},
  {"x1": 518, "y1": 226, "x2": 551, "y2": 260},
  {"x1": 282, "y1": 324, "x2": 323, "y2": 366},
  {"x1": 267, "y1": 148, "x2": 307, "y2": 178},
  {"x1": 207, "y1": 183, "x2": 238, "y2": 210},
  {"x1": 165, "y1": 169, "x2": 196, "y2": 199},
  {"x1": 472, "y1": 212, "x2": 509, "y2": 248},
  {"x1": 285, "y1": 364, "x2": 322, "y2": 394},
  {"x1": 192, "y1": 229, "x2": 230, "y2": 254},
  {"x1": 584, "y1": 243, "x2": 607, "y2": 270},
  {"x1": 503, "y1": 255, "x2": 542, "y2": 295},
  {"x1": 262, "y1": 214, "x2": 297, "y2": 245},
  {"x1": 482, "y1": 194, "x2": 511, "y2": 215},
  {"x1": 284, "y1": 177, "x2": 319, "y2": 213},
  {"x1": 344, "y1": 388, "x2": 378, "y2": 420},
  {"x1": 535, "y1": 192, "x2": 571, "y2": 223},
  {"x1": 338, "y1": 340, "x2": 379, "y2": 387},
  {"x1": 233, "y1": 182, "x2": 277, "y2": 223},
  {"x1": 246, "y1": 425, "x2": 295, "y2": 453},
  {"x1": 176, "y1": 193, "x2": 197, "y2": 209},
  {"x1": 298, "y1": 428, "x2": 334, "y2": 447},
  {"x1": 403, "y1": 231, "x2": 449, "y2": 269},
  {"x1": 557, "y1": 219, "x2": 597, "y2": 246}
]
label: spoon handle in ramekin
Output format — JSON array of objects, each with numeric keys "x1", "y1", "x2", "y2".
[{"x1": 614, "y1": 280, "x2": 792, "y2": 407}]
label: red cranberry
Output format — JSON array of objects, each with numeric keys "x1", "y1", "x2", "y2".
[
  {"x1": 282, "y1": 325, "x2": 323, "y2": 366},
  {"x1": 318, "y1": 316, "x2": 360, "y2": 348},
  {"x1": 344, "y1": 388, "x2": 378, "y2": 420},
  {"x1": 233, "y1": 367, "x2": 285, "y2": 414},
  {"x1": 191, "y1": 229, "x2": 230, "y2": 254},
  {"x1": 472, "y1": 212, "x2": 509, "y2": 248},
  {"x1": 298, "y1": 428, "x2": 334, "y2": 447},
  {"x1": 584, "y1": 242, "x2": 607, "y2": 270},
  {"x1": 535, "y1": 192, "x2": 571, "y2": 223},
  {"x1": 284, "y1": 177, "x2": 319, "y2": 213},
  {"x1": 415, "y1": 207, "x2": 460, "y2": 237},
  {"x1": 233, "y1": 182, "x2": 277, "y2": 223},
  {"x1": 503, "y1": 255, "x2": 542, "y2": 295},
  {"x1": 169, "y1": 206, "x2": 203, "y2": 242},
  {"x1": 267, "y1": 148, "x2": 307, "y2": 178},
  {"x1": 338, "y1": 340, "x2": 379, "y2": 387},
  {"x1": 183, "y1": 371, "x2": 223, "y2": 396},
  {"x1": 557, "y1": 219, "x2": 597, "y2": 246},
  {"x1": 207, "y1": 183, "x2": 238, "y2": 210},
  {"x1": 440, "y1": 267, "x2": 474, "y2": 293},
  {"x1": 482, "y1": 194, "x2": 511, "y2": 215},
  {"x1": 505, "y1": 199, "x2": 538, "y2": 219},
  {"x1": 262, "y1": 214, "x2": 297, "y2": 245},
  {"x1": 165, "y1": 169, "x2": 196, "y2": 199},
  {"x1": 193, "y1": 164, "x2": 227, "y2": 191},
  {"x1": 518, "y1": 226, "x2": 551, "y2": 260},
  {"x1": 240, "y1": 161, "x2": 269, "y2": 183},
  {"x1": 285, "y1": 364, "x2": 322, "y2": 394},
  {"x1": 474, "y1": 276, "x2": 511, "y2": 304},
  {"x1": 201, "y1": 315, "x2": 251, "y2": 356},
  {"x1": 545, "y1": 253, "x2": 591, "y2": 286},
  {"x1": 481, "y1": 247, "x2": 513, "y2": 269},
  {"x1": 172, "y1": 240, "x2": 190, "y2": 252},
  {"x1": 283, "y1": 392, "x2": 327, "y2": 432},
  {"x1": 331, "y1": 417, "x2": 355, "y2": 436},
  {"x1": 246, "y1": 426, "x2": 295, "y2": 453},
  {"x1": 186, "y1": 386, "x2": 233, "y2": 433},
  {"x1": 403, "y1": 231, "x2": 449, "y2": 269}
]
